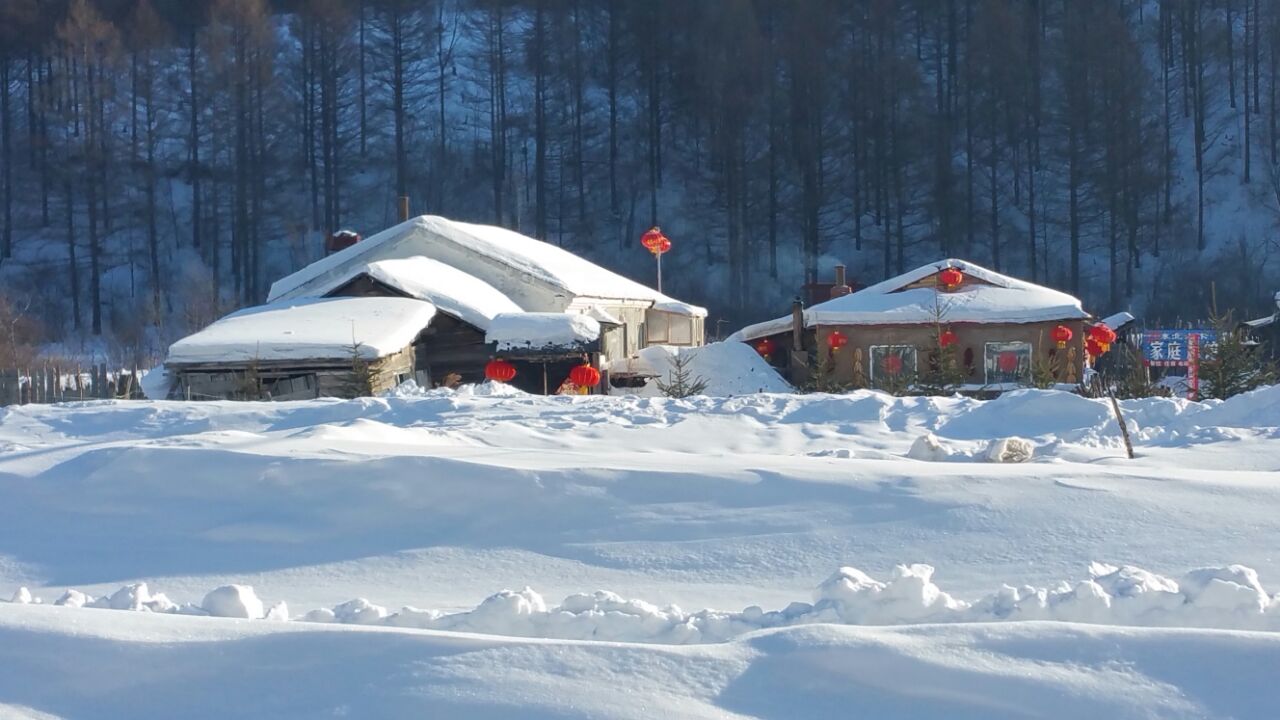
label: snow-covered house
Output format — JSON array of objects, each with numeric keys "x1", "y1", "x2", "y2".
[
  {"x1": 730, "y1": 259, "x2": 1090, "y2": 390},
  {"x1": 163, "y1": 216, "x2": 706, "y2": 399}
]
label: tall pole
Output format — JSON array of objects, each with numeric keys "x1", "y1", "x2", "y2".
[{"x1": 657, "y1": 252, "x2": 663, "y2": 293}]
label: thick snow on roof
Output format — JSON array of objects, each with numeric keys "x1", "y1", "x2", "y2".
[
  {"x1": 730, "y1": 259, "x2": 1087, "y2": 341},
  {"x1": 167, "y1": 297, "x2": 437, "y2": 365},
  {"x1": 1100, "y1": 312, "x2": 1137, "y2": 331},
  {"x1": 486, "y1": 312, "x2": 600, "y2": 352},
  {"x1": 320, "y1": 256, "x2": 521, "y2": 330},
  {"x1": 268, "y1": 216, "x2": 707, "y2": 317}
]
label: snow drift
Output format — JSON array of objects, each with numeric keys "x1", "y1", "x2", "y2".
[{"x1": 10, "y1": 561, "x2": 1280, "y2": 645}]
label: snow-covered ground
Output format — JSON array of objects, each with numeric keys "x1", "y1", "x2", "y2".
[{"x1": 3, "y1": 384, "x2": 1280, "y2": 717}]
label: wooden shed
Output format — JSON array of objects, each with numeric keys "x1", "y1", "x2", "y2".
[{"x1": 731, "y1": 259, "x2": 1092, "y2": 393}]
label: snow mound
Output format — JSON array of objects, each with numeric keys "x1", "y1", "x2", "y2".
[
  {"x1": 985, "y1": 436, "x2": 1035, "y2": 463},
  {"x1": 202, "y1": 585, "x2": 265, "y2": 619},
  {"x1": 626, "y1": 342, "x2": 792, "y2": 396},
  {"x1": 15, "y1": 562, "x2": 1280, "y2": 645}
]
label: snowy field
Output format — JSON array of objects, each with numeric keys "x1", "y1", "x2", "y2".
[{"x1": 3, "y1": 384, "x2": 1280, "y2": 718}]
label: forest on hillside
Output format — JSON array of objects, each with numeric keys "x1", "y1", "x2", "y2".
[{"x1": 1, "y1": 0, "x2": 1279, "y2": 365}]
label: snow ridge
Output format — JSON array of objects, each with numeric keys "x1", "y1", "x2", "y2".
[{"x1": 9, "y1": 563, "x2": 1280, "y2": 645}]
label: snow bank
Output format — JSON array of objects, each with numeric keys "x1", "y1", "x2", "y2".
[
  {"x1": 620, "y1": 342, "x2": 792, "y2": 396},
  {"x1": 13, "y1": 562, "x2": 1280, "y2": 644}
]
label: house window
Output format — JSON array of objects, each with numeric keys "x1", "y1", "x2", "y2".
[
  {"x1": 985, "y1": 341, "x2": 1033, "y2": 385},
  {"x1": 869, "y1": 345, "x2": 918, "y2": 388}
]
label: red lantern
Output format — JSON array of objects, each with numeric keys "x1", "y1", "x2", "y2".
[
  {"x1": 485, "y1": 359, "x2": 517, "y2": 383},
  {"x1": 641, "y1": 227, "x2": 671, "y2": 256},
  {"x1": 939, "y1": 329, "x2": 958, "y2": 348},
  {"x1": 755, "y1": 337, "x2": 777, "y2": 358},
  {"x1": 1085, "y1": 338, "x2": 1103, "y2": 359},
  {"x1": 997, "y1": 351, "x2": 1020, "y2": 374},
  {"x1": 1051, "y1": 324, "x2": 1073, "y2": 350},
  {"x1": 569, "y1": 363, "x2": 601, "y2": 388},
  {"x1": 882, "y1": 354, "x2": 904, "y2": 375},
  {"x1": 938, "y1": 267, "x2": 964, "y2": 290},
  {"x1": 826, "y1": 330, "x2": 848, "y2": 351},
  {"x1": 1089, "y1": 324, "x2": 1117, "y2": 353}
]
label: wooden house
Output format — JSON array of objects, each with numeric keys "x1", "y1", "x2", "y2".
[
  {"x1": 730, "y1": 259, "x2": 1091, "y2": 392},
  {"x1": 162, "y1": 216, "x2": 704, "y2": 399}
]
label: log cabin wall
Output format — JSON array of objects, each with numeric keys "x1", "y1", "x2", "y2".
[{"x1": 813, "y1": 319, "x2": 1087, "y2": 388}]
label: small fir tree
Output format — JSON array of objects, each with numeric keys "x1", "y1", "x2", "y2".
[
  {"x1": 346, "y1": 341, "x2": 375, "y2": 397},
  {"x1": 1197, "y1": 311, "x2": 1276, "y2": 400},
  {"x1": 656, "y1": 352, "x2": 709, "y2": 398}
]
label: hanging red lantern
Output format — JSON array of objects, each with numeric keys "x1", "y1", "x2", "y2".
[
  {"x1": 1085, "y1": 337, "x2": 1103, "y2": 359},
  {"x1": 882, "y1": 354, "x2": 904, "y2": 376},
  {"x1": 939, "y1": 329, "x2": 958, "y2": 348},
  {"x1": 641, "y1": 227, "x2": 671, "y2": 256},
  {"x1": 1089, "y1": 324, "x2": 1117, "y2": 353},
  {"x1": 569, "y1": 363, "x2": 601, "y2": 388},
  {"x1": 826, "y1": 330, "x2": 849, "y2": 350},
  {"x1": 755, "y1": 337, "x2": 778, "y2": 358},
  {"x1": 1051, "y1": 324, "x2": 1073, "y2": 350},
  {"x1": 997, "y1": 351, "x2": 1020, "y2": 374},
  {"x1": 938, "y1": 267, "x2": 964, "y2": 290},
  {"x1": 485, "y1": 359, "x2": 517, "y2": 383}
]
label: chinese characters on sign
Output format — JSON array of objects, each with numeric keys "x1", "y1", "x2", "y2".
[{"x1": 1141, "y1": 330, "x2": 1218, "y2": 399}]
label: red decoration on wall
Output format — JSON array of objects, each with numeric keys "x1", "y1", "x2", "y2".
[
  {"x1": 1051, "y1": 325, "x2": 1073, "y2": 349},
  {"x1": 938, "y1": 267, "x2": 964, "y2": 290},
  {"x1": 939, "y1": 329, "x2": 958, "y2": 348},
  {"x1": 569, "y1": 364, "x2": 602, "y2": 388},
  {"x1": 997, "y1": 351, "x2": 1020, "y2": 374},
  {"x1": 755, "y1": 338, "x2": 777, "y2": 358},
  {"x1": 882, "y1": 354, "x2": 904, "y2": 375},
  {"x1": 485, "y1": 359, "x2": 517, "y2": 383},
  {"x1": 826, "y1": 330, "x2": 849, "y2": 350}
]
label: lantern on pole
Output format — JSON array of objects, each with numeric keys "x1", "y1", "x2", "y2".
[
  {"x1": 938, "y1": 267, "x2": 964, "y2": 290},
  {"x1": 1051, "y1": 325, "x2": 1073, "y2": 350},
  {"x1": 939, "y1": 329, "x2": 958, "y2": 348},
  {"x1": 640, "y1": 226, "x2": 672, "y2": 292},
  {"x1": 485, "y1": 359, "x2": 517, "y2": 383}
]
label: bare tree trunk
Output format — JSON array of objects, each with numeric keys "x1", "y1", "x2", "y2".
[{"x1": 1, "y1": 56, "x2": 11, "y2": 260}]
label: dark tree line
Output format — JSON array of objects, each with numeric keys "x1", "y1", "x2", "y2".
[{"x1": 0, "y1": 0, "x2": 1279, "y2": 361}]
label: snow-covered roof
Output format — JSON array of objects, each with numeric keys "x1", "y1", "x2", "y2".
[
  {"x1": 267, "y1": 216, "x2": 706, "y2": 317},
  {"x1": 317, "y1": 256, "x2": 521, "y2": 330},
  {"x1": 166, "y1": 297, "x2": 437, "y2": 365},
  {"x1": 1100, "y1": 312, "x2": 1137, "y2": 331},
  {"x1": 730, "y1": 259, "x2": 1087, "y2": 342},
  {"x1": 486, "y1": 312, "x2": 600, "y2": 352}
]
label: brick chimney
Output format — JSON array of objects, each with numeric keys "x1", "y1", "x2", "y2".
[{"x1": 830, "y1": 264, "x2": 853, "y2": 299}]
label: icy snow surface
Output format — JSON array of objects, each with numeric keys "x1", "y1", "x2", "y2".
[
  {"x1": 165, "y1": 296, "x2": 437, "y2": 364},
  {"x1": 613, "y1": 342, "x2": 792, "y2": 395},
  {"x1": 3, "y1": 384, "x2": 1280, "y2": 717}
]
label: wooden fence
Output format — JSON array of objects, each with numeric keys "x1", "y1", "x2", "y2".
[{"x1": 0, "y1": 365, "x2": 147, "y2": 406}]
